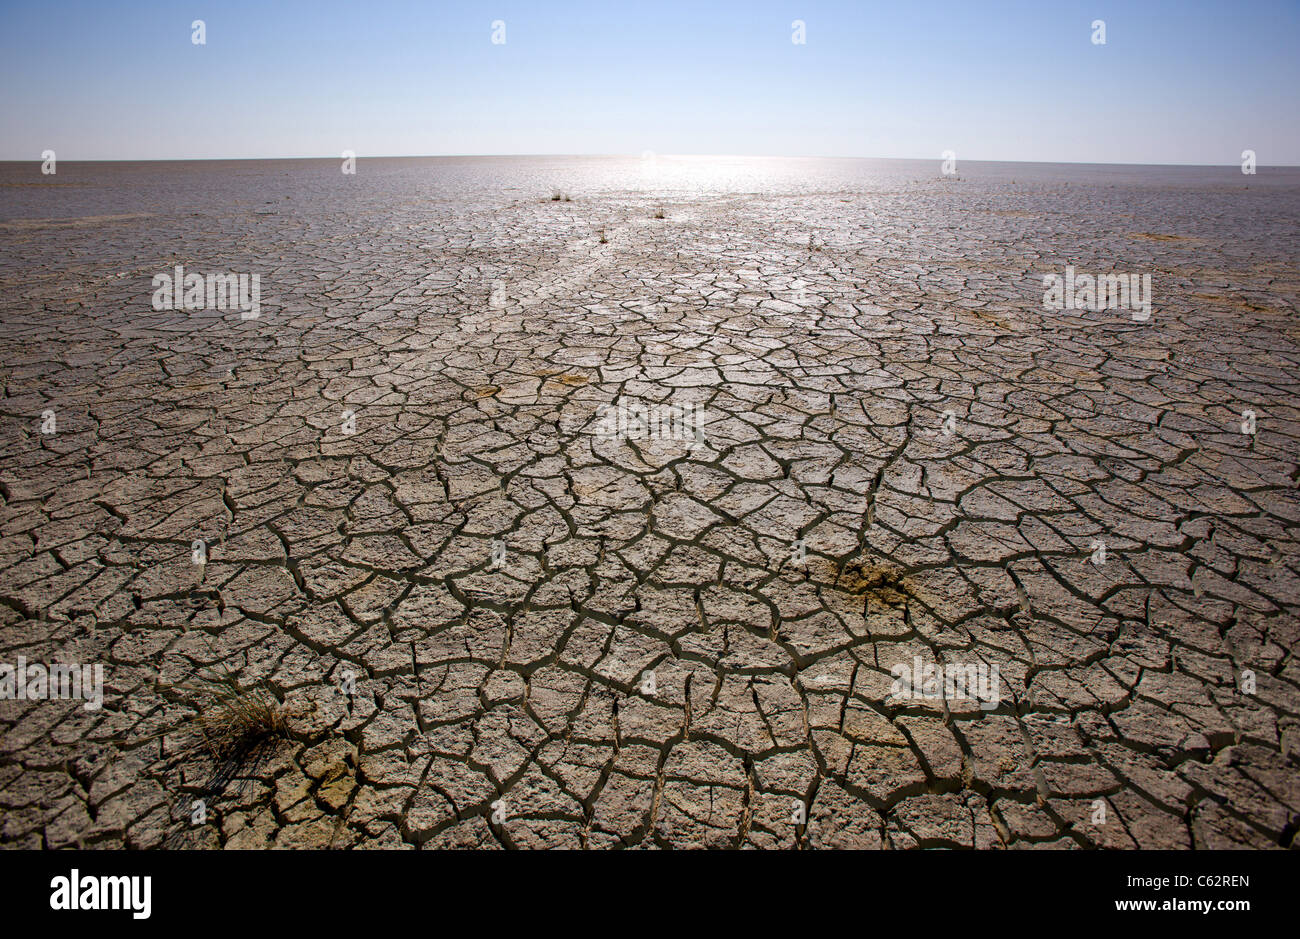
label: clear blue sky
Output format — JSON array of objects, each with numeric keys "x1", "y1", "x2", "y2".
[{"x1": 1, "y1": 0, "x2": 1297, "y2": 164}]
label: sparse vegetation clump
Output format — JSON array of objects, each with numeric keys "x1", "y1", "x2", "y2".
[
  {"x1": 139, "y1": 664, "x2": 297, "y2": 825},
  {"x1": 142, "y1": 667, "x2": 297, "y2": 846},
  {"x1": 155, "y1": 667, "x2": 291, "y2": 770},
  {"x1": 652, "y1": 208, "x2": 665, "y2": 219},
  {"x1": 188, "y1": 677, "x2": 288, "y2": 760}
]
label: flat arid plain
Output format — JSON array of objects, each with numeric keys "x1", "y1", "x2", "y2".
[{"x1": 1, "y1": 156, "x2": 1298, "y2": 849}]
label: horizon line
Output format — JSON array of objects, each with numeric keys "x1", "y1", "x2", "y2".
[{"x1": 4, "y1": 153, "x2": 1297, "y2": 169}]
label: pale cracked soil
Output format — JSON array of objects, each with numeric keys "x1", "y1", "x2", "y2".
[{"x1": 1, "y1": 157, "x2": 1298, "y2": 849}]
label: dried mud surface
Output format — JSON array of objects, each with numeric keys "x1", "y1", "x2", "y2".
[{"x1": 1, "y1": 157, "x2": 1298, "y2": 849}]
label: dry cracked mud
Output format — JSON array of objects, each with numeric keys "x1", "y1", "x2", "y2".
[{"x1": 1, "y1": 156, "x2": 1298, "y2": 849}]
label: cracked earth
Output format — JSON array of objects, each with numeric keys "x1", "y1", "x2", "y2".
[{"x1": 1, "y1": 156, "x2": 1298, "y2": 849}]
